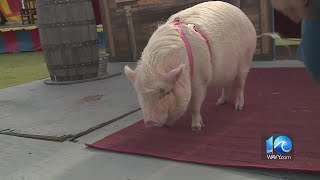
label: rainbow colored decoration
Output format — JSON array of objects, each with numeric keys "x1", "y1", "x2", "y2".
[
  {"x1": 0, "y1": 25, "x2": 40, "y2": 53},
  {"x1": 0, "y1": 25, "x2": 106, "y2": 53},
  {"x1": 0, "y1": 0, "x2": 22, "y2": 22},
  {"x1": 0, "y1": 0, "x2": 106, "y2": 53}
]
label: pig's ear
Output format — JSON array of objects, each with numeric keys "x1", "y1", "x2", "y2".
[
  {"x1": 124, "y1": 65, "x2": 137, "y2": 83},
  {"x1": 162, "y1": 64, "x2": 185, "y2": 84}
]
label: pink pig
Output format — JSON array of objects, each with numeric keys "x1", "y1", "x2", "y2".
[{"x1": 124, "y1": 1, "x2": 260, "y2": 131}]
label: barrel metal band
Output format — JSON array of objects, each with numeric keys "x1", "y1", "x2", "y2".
[
  {"x1": 47, "y1": 61, "x2": 99, "y2": 70},
  {"x1": 42, "y1": 40, "x2": 99, "y2": 50},
  {"x1": 38, "y1": 0, "x2": 91, "y2": 7},
  {"x1": 51, "y1": 73, "x2": 98, "y2": 81},
  {"x1": 38, "y1": 19, "x2": 96, "y2": 28}
]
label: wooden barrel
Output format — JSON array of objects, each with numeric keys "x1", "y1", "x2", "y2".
[{"x1": 36, "y1": 0, "x2": 99, "y2": 82}]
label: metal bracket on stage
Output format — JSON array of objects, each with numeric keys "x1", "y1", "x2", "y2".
[
  {"x1": 42, "y1": 40, "x2": 99, "y2": 50},
  {"x1": 37, "y1": 0, "x2": 91, "y2": 7},
  {"x1": 46, "y1": 61, "x2": 100, "y2": 70},
  {"x1": 38, "y1": 20, "x2": 96, "y2": 28}
]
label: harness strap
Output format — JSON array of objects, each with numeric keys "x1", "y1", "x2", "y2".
[
  {"x1": 172, "y1": 18, "x2": 194, "y2": 80},
  {"x1": 171, "y1": 17, "x2": 213, "y2": 81},
  {"x1": 194, "y1": 27, "x2": 213, "y2": 61}
]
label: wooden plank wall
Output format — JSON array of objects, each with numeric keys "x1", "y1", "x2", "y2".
[
  {"x1": 102, "y1": 0, "x2": 274, "y2": 61},
  {"x1": 241, "y1": 0, "x2": 262, "y2": 55},
  {"x1": 241, "y1": 0, "x2": 273, "y2": 59},
  {"x1": 106, "y1": 0, "x2": 209, "y2": 61}
]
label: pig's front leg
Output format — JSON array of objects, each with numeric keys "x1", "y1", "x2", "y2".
[{"x1": 191, "y1": 85, "x2": 207, "y2": 131}]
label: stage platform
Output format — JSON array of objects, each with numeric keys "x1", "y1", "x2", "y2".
[{"x1": 0, "y1": 23, "x2": 106, "y2": 54}]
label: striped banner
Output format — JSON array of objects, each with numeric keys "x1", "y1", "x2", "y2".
[
  {"x1": 0, "y1": 28, "x2": 40, "y2": 53},
  {"x1": 0, "y1": 26, "x2": 106, "y2": 53}
]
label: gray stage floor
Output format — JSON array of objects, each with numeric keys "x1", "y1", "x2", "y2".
[
  {"x1": 0, "y1": 62, "x2": 140, "y2": 141},
  {"x1": 1, "y1": 60, "x2": 319, "y2": 180}
]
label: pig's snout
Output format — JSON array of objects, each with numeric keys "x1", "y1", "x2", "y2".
[{"x1": 144, "y1": 120, "x2": 163, "y2": 128}]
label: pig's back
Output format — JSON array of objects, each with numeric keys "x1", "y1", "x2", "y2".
[
  {"x1": 167, "y1": 1, "x2": 256, "y2": 43},
  {"x1": 166, "y1": 1, "x2": 257, "y2": 86}
]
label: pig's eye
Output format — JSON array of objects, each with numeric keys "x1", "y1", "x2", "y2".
[
  {"x1": 159, "y1": 88, "x2": 165, "y2": 94},
  {"x1": 159, "y1": 88, "x2": 170, "y2": 96}
]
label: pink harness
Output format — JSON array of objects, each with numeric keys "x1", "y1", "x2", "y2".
[{"x1": 171, "y1": 17, "x2": 213, "y2": 80}]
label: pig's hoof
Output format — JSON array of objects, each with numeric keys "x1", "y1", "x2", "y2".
[
  {"x1": 191, "y1": 121, "x2": 205, "y2": 132},
  {"x1": 192, "y1": 124, "x2": 202, "y2": 131},
  {"x1": 216, "y1": 97, "x2": 228, "y2": 105},
  {"x1": 234, "y1": 101, "x2": 244, "y2": 111}
]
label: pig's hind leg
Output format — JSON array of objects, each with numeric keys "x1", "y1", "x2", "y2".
[
  {"x1": 234, "y1": 48, "x2": 254, "y2": 110},
  {"x1": 234, "y1": 71, "x2": 248, "y2": 110},
  {"x1": 216, "y1": 87, "x2": 232, "y2": 105}
]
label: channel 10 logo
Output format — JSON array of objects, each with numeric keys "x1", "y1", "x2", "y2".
[{"x1": 264, "y1": 134, "x2": 293, "y2": 160}]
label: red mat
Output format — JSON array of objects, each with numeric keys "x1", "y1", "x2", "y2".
[{"x1": 86, "y1": 68, "x2": 320, "y2": 173}]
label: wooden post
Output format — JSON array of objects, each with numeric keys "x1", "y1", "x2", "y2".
[
  {"x1": 124, "y1": 5, "x2": 137, "y2": 61},
  {"x1": 99, "y1": 0, "x2": 116, "y2": 57},
  {"x1": 226, "y1": 0, "x2": 240, "y2": 7},
  {"x1": 260, "y1": 0, "x2": 271, "y2": 54},
  {"x1": 233, "y1": 0, "x2": 241, "y2": 8}
]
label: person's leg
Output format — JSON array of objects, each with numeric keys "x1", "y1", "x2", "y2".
[{"x1": 297, "y1": 3, "x2": 320, "y2": 83}]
